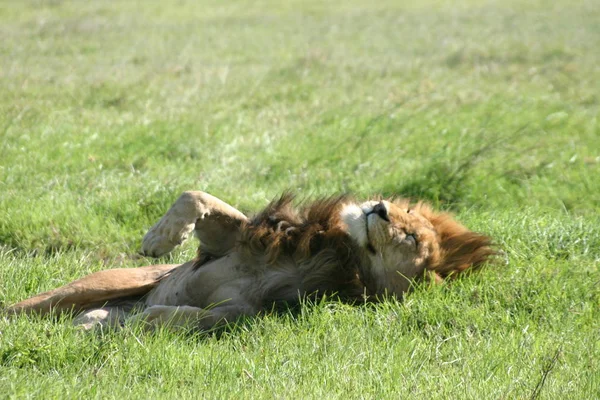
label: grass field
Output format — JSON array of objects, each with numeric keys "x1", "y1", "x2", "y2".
[{"x1": 1, "y1": 0, "x2": 599, "y2": 398}]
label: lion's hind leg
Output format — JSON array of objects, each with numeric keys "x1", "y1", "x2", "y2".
[
  {"x1": 141, "y1": 191, "x2": 248, "y2": 258},
  {"x1": 5, "y1": 264, "x2": 176, "y2": 317}
]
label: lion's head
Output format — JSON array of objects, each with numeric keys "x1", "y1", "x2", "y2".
[{"x1": 341, "y1": 199, "x2": 494, "y2": 297}]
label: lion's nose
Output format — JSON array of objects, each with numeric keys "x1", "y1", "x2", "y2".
[{"x1": 372, "y1": 202, "x2": 389, "y2": 222}]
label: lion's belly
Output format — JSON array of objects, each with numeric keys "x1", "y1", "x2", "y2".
[{"x1": 144, "y1": 253, "x2": 254, "y2": 309}]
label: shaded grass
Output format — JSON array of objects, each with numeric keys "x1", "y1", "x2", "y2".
[{"x1": 1, "y1": 0, "x2": 599, "y2": 398}]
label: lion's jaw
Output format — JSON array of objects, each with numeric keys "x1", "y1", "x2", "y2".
[
  {"x1": 339, "y1": 201, "x2": 377, "y2": 248},
  {"x1": 340, "y1": 201, "x2": 439, "y2": 296}
]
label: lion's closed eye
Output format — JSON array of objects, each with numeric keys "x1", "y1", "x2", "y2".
[{"x1": 404, "y1": 233, "x2": 417, "y2": 248}]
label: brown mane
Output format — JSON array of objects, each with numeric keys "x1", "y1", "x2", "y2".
[
  {"x1": 414, "y1": 203, "x2": 495, "y2": 278},
  {"x1": 236, "y1": 193, "x2": 365, "y2": 300},
  {"x1": 240, "y1": 193, "x2": 352, "y2": 261}
]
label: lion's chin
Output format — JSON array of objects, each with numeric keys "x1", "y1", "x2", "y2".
[{"x1": 340, "y1": 203, "x2": 369, "y2": 247}]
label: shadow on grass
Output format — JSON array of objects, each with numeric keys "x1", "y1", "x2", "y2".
[{"x1": 381, "y1": 125, "x2": 530, "y2": 209}]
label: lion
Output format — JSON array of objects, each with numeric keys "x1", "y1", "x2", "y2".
[{"x1": 6, "y1": 191, "x2": 494, "y2": 330}]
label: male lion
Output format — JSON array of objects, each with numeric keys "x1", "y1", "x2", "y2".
[{"x1": 6, "y1": 191, "x2": 494, "y2": 330}]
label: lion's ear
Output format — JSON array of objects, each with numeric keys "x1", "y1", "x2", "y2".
[{"x1": 416, "y1": 203, "x2": 495, "y2": 278}]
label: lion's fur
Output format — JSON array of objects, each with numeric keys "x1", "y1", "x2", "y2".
[
  {"x1": 407, "y1": 202, "x2": 495, "y2": 278},
  {"x1": 233, "y1": 193, "x2": 366, "y2": 300},
  {"x1": 183, "y1": 193, "x2": 494, "y2": 305},
  {"x1": 7, "y1": 191, "x2": 495, "y2": 329}
]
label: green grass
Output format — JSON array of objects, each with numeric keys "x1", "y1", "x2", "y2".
[{"x1": 1, "y1": 0, "x2": 599, "y2": 398}]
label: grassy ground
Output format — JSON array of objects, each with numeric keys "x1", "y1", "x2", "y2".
[{"x1": 1, "y1": 0, "x2": 599, "y2": 398}]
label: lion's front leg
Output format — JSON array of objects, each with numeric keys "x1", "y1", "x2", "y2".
[
  {"x1": 129, "y1": 303, "x2": 256, "y2": 330},
  {"x1": 141, "y1": 191, "x2": 248, "y2": 257}
]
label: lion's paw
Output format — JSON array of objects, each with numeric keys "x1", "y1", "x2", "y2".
[
  {"x1": 141, "y1": 217, "x2": 196, "y2": 257},
  {"x1": 72, "y1": 308, "x2": 125, "y2": 330}
]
